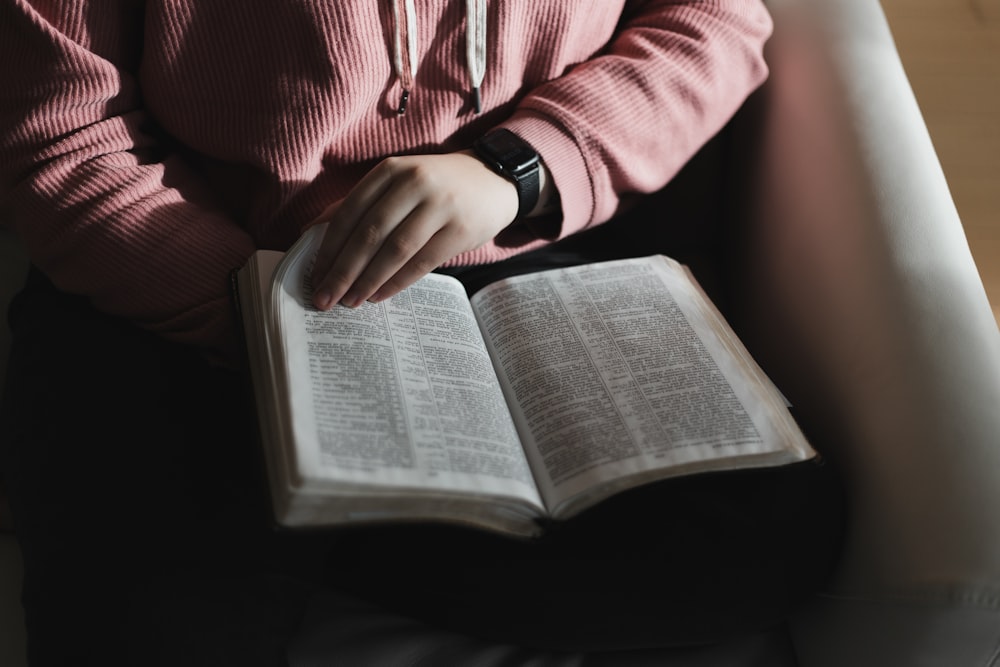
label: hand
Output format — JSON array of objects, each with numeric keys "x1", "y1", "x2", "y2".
[{"x1": 309, "y1": 151, "x2": 518, "y2": 310}]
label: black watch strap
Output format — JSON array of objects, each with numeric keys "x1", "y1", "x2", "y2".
[
  {"x1": 512, "y1": 165, "x2": 540, "y2": 219},
  {"x1": 473, "y1": 129, "x2": 541, "y2": 219}
]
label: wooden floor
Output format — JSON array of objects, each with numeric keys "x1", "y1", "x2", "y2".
[{"x1": 880, "y1": 0, "x2": 1000, "y2": 327}]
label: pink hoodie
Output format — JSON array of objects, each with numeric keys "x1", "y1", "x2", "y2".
[{"x1": 0, "y1": 0, "x2": 772, "y2": 359}]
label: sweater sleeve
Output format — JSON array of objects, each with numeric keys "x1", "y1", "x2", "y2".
[
  {"x1": 0, "y1": 1, "x2": 257, "y2": 364},
  {"x1": 501, "y1": 0, "x2": 773, "y2": 241}
]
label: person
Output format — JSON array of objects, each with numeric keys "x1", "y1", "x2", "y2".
[{"x1": 0, "y1": 1, "x2": 845, "y2": 665}]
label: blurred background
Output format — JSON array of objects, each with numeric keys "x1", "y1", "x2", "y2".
[{"x1": 880, "y1": 0, "x2": 1000, "y2": 327}]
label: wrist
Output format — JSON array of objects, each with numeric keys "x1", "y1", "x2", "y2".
[{"x1": 472, "y1": 129, "x2": 551, "y2": 219}]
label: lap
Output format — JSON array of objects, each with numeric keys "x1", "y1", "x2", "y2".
[
  {"x1": 1, "y1": 228, "x2": 845, "y2": 663},
  {"x1": 326, "y1": 460, "x2": 844, "y2": 651},
  {"x1": 0, "y1": 269, "x2": 301, "y2": 665}
]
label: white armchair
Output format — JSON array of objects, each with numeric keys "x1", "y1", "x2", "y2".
[
  {"x1": 735, "y1": 0, "x2": 1000, "y2": 664},
  {"x1": 2, "y1": 0, "x2": 998, "y2": 664}
]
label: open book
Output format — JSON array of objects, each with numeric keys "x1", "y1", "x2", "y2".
[{"x1": 234, "y1": 224, "x2": 815, "y2": 538}]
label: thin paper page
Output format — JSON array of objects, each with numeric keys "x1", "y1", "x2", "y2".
[
  {"x1": 269, "y1": 225, "x2": 543, "y2": 508},
  {"x1": 471, "y1": 255, "x2": 811, "y2": 512}
]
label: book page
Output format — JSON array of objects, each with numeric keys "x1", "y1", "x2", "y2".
[
  {"x1": 269, "y1": 226, "x2": 543, "y2": 511},
  {"x1": 470, "y1": 255, "x2": 813, "y2": 517}
]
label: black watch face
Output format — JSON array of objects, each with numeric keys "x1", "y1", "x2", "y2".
[{"x1": 482, "y1": 130, "x2": 539, "y2": 175}]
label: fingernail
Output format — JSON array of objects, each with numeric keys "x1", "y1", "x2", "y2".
[
  {"x1": 314, "y1": 289, "x2": 332, "y2": 310},
  {"x1": 340, "y1": 292, "x2": 362, "y2": 308},
  {"x1": 368, "y1": 290, "x2": 383, "y2": 303}
]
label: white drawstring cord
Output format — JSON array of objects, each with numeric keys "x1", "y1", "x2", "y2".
[
  {"x1": 390, "y1": 0, "x2": 487, "y2": 114},
  {"x1": 391, "y1": 0, "x2": 417, "y2": 114},
  {"x1": 466, "y1": 0, "x2": 487, "y2": 113}
]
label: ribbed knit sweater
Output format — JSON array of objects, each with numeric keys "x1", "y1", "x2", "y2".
[{"x1": 0, "y1": 0, "x2": 772, "y2": 361}]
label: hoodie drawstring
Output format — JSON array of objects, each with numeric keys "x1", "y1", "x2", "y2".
[
  {"x1": 391, "y1": 0, "x2": 487, "y2": 114},
  {"x1": 391, "y1": 0, "x2": 418, "y2": 114},
  {"x1": 466, "y1": 0, "x2": 486, "y2": 113}
]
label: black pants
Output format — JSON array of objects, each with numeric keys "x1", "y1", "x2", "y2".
[{"x1": 0, "y1": 218, "x2": 846, "y2": 666}]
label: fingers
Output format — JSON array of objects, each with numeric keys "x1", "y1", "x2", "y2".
[
  {"x1": 366, "y1": 228, "x2": 466, "y2": 303},
  {"x1": 341, "y1": 202, "x2": 450, "y2": 306},
  {"x1": 310, "y1": 163, "x2": 395, "y2": 308},
  {"x1": 312, "y1": 159, "x2": 421, "y2": 309},
  {"x1": 309, "y1": 152, "x2": 518, "y2": 311}
]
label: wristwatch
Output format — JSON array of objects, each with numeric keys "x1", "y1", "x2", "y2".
[{"x1": 472, "y1": 128, "x2": 540, "y2": 219}]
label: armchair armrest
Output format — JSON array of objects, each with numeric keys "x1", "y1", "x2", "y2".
[{"x1": 735, "y1": 0, "x2": 1000, "y2": 663}]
